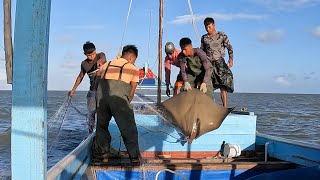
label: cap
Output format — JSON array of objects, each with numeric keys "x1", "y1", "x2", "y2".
[{"x1": 165, "y1": 42, "x2": 175, "y2": 54}]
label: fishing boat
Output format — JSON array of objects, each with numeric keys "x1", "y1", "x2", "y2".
[
  {"x1": 46, "y1": 76, "x2": 320, "y2": 179},
  {"x1": 5, "y1": 0, "x2": 320, "y2": 179}
]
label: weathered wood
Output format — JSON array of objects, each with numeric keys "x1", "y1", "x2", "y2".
[
  {"x1": 157, "y1": 0, "x2": 163, "y2": 105},
  {"x1": 3, "y1": 0, "x2": 13, "y2": 84},
  {"x1": 11, "y1": 1, "x2": 51, "y2": 179},
  {"x1": 90, "y1": 160, "x2": 295, "y2": 171}
]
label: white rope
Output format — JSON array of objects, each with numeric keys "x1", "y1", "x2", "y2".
[
  {"x1": 117, "y1": 0, "x2": 134, "y2": 58},
  {"x1": 155, "y1": 169, "x2": 188, "y2": 180},
  {"x1": 187, "y1": 0, "x2": 200, "y2": 46},
  {"x1": 147, "y1": 0, "x2": 153, "y2": 65}
]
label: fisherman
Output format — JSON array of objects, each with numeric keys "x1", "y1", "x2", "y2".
[
  {"x1": 68, "y1": 41, "x2": 106, "y2": 133},
  {"x1": 178, "y1": 37, "x2": 214, "y2": 99},
  {"x1": 201, "y1": 17, "x2": 234, "y2": 108},
  {"x1": 92, "y1": 45, "x2": 141, "y2": 164},
  {"x1": 164, "y1": 42, "x2": 184, "y2": 96}
]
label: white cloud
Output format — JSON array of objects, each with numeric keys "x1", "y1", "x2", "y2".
[
  {"x1": 304, "y1": 72, "x2": 316, "y2": 80},
  {"x1": 60, "y1": 61, "x2": 78, "y2": 69},
  {"x1": 249, "y1": 0, "x2": 320, "y2": 11},
  {"x1": 58, "y1": 35, "x2": 75, "y2": 44},
  {"x1": 170, "y1": 13, "x2": 266, "y2": 25},
  {"x1": 274, "y1": 74, "x2": 296, "y2": 86},
  {"x1": 311, "y1": 26, "x2": 320, "y2": 38},
  {"x1": 64, "y1": 25, "x2": 105, "y2": 30},
  {"x1": 255, "y1": 29, "x2": 285, "y2": 43},
  {"x1": 274, "y1": 76, "x2": 290, "y2": 86}
]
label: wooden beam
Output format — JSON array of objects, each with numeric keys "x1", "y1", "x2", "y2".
[
  {"x1": 3, "y1": 0, "x2": 13, "y2": 84},
  {"x1": 157, "y1": 0, "x2": 163, "y2": 105},
  {"x1": 11, "y1": 0, "x2": 51, "y2": 179}
]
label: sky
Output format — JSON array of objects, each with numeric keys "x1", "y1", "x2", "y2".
[{"x1": 0, "y1": 0, "x2": 319, "y2": 94}]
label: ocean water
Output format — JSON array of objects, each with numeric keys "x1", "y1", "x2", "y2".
[{"x1": 0, "y1": 90, "x2": 320, "y2": 179}]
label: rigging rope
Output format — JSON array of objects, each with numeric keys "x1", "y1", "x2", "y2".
[
  {"x1": 147, "y1": 0, "x2": 153, "y2": 65},
  {"x1": 117, "y1": 0, "x2": 134, "y2": 58},
  {"x1": 187, "y1": 0, "x2": 200, "y2": 46}
]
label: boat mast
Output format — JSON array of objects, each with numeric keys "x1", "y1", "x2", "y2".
[
  {"x1": 157, "y1": 0, "x2": 163, "y2": 105},
  {"x1": 3, "y1": 0, "x2": 13, "y2": 84}
]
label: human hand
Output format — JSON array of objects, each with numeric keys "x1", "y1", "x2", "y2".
[
  {"x1": 166, "y1": 86, "x2": 171, "y2": 97},
  {"x1": 183, "y1": 82, "x2": 192, "y2": 91},
  {"x1": 200, "y1": 83, "x2": 207, "y2": 93},
  {"x1": 228, "y1": 59, "x2": 233, "y2": 68},
  {"x1": 68, "y1": 91, "x2": 74, "y2": 97}
]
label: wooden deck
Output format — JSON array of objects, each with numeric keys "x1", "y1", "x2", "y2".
[
  {"x1": 90, "y1": 158, "x2": 296, "y2": 171},
  {"x1": 82, "y1": 157, "x2": 297, "y2": 180}
]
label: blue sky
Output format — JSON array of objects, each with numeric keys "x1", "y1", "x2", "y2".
[{"x1": 0, "y1": 0, "x2": 319, "y2": 94}]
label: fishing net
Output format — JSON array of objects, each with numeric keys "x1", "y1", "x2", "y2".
[
  {"x1": 47, "y1": 95, "x2": 90, "y2": 168},
  {"x1": 160, "y1": 89, "x2": 233, "y2": 143}
]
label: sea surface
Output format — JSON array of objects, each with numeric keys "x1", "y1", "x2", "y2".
[{"x1": 0, "y1": 90, "x2": 320, "y2": 179}]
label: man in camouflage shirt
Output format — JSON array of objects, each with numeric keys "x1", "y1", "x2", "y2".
[{"x1": 201, "y1": 17, "x2": 234, "y2": 108}]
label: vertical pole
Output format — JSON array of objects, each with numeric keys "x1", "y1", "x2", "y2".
[
  {"x1": 157, "y1": 0, "x2": 163, "y2": 105},
  {"x1": 3, "y1": 0, "x2": 13, "y2": 84},
  {"x1": 11, "y1": 1, "x2": 51, "y2": 180}
]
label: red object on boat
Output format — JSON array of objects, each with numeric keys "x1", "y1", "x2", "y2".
[{"x1": 139, "y1": 68, "x2": 155, "y2": 79}]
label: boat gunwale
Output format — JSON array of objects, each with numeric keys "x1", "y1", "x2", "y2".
[
  {"x1": 47, "y1": 132, "x2": 95, "y2": 179},
  {"x1": 256, "y1": 132, "x2": 320, "y2": 150}
]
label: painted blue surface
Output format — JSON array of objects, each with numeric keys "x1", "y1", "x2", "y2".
[
  {"x1": 47, "y1": 133, "x2": 94, "y2": 180},
  {"x1": 248, "y1": 166, "x2": 320, "y2": 180},
  {"x1": 110, "y1": 114, "x2": 256, "y2": 152},
  {"x1": 96, "y1": 168, "x2": 286, "y2": 180},
  {"x1": 11, "y1": 0, "x2": 51, "y2": 179},
  {"x1": 256, "y1": 133, "x2": 320, "y2": 167},
  {"x1": 139, "y1": 78, "x2": 156, "y2": 85}
]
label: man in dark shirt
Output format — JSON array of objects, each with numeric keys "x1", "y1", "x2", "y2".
[
  {"x1": 179, "y1": 37, "x2": 214, "y2": 99},
  {"x1": 201, "y1": 17, "x2": 234, "y2": 108},
  {"x1": 68, "y1": 41, "x2": 106, "y2": 133}
]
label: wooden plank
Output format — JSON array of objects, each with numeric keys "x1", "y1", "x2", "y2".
[
  {"x1": 11, "y1": 1, "x2": 51, "y2": 179},
  {"x1": 90, "y1": 160, "x2": 294, "y2": 171}
]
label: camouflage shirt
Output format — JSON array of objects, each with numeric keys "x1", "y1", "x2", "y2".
[{"x1": 201, "y1": 31, "x2": 233, "y2": 61}]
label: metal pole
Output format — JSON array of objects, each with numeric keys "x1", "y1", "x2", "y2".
[
  {"x1": 157, "y1": 0, "x2": 163, "y2": 105},
  {"x1": 11, "y1": 0, "x2": 51, "y2": 179}
]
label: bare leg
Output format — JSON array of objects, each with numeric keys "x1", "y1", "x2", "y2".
[{"x1": 220, "y1": 87, "x2": 227, "y2": 108}]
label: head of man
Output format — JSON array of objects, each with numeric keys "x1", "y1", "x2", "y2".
[
  {"x1": 83, "y1": 41, "x2": 97, "y2": 61},
  {"x1": 122, "y1": 45, "x2": 138, "y2": 64},
  {"x1": 204, "y1": 17, "x2": 215, "y2": 34},
  {"x1": 179, "y1": 37, "x2": 194, "y2": 57},
  {"x1": 165, "y1": 42, "x2": 175, "y2": 59}
]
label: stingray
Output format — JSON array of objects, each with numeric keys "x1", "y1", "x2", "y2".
[{"x1": 160, "y1": 89, "x2": 233, "y2": 143}]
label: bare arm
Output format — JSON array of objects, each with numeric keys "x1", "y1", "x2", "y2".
[
  {"x1": 68, "y1": 70, "x2": 84, "y2": 96},
  {"x1": 97, "y1": 52, "x2": 107, "y2": 67},
  {"x1": 164, "y1": 56, "x2": 171, "y2": 87},
  {"x1": 129, "y1": 81, "x2": 138, "y2": 102}
]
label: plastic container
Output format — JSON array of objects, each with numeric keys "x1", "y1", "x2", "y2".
[{"x1": 223, "y1": 143, "x2": 241, "y2": 158}]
